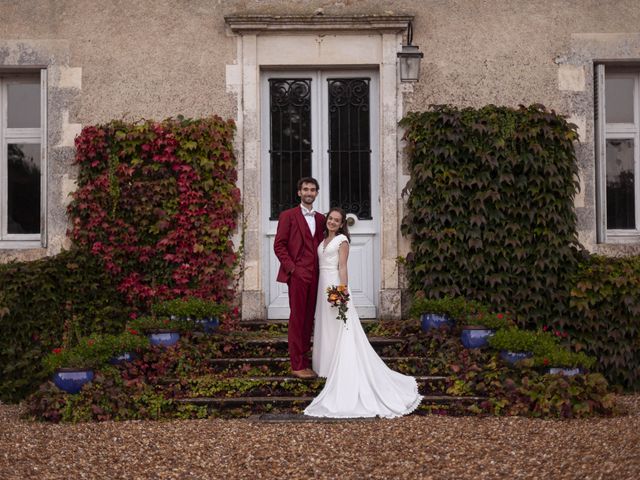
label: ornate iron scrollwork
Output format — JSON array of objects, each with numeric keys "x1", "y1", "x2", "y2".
[
  {"x1": 327, "y1": 78, "x2": 372, "y2": 220},
  {"x1": 268, "y1": 79, "x2": 313, "y2": 220}
]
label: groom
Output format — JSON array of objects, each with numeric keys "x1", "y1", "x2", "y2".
[{"x1": 274, "y1": 177, "x2": 326, "y2": 379}]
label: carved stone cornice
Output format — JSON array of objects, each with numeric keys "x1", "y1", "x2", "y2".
[{"x1": 224, "y1": 14, "x2": 413, "y2": 34}]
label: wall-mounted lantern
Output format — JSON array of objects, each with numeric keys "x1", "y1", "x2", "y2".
[{"x1": 397, "y1": 22, "x2": 423, "y2": 82}]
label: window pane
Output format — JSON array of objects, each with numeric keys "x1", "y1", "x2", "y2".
[
  {"x1": 327, "y1": 78, "x2": 372, "y2": 220},
  {"x1": 606, "y1": 139, "x2": 635, "y2": 230},
  {"x1": 7, "y1": 82, "x2": 41, "y2": 128},
  {"x1": 7, "y1": 143, "x2": 41, "y2": 234},
  {"x1": 605, "y1": 77, "x2": 634, "y2": 123},
  {"x1": 268, "y1": 79, "x2": 312, "y2": 220}
]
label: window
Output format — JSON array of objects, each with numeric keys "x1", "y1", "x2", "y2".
[
  {"x1": 595, "y1": 65, "x2": 640, "y2": 242},
  {"x1": 0, "y1": 72, "x2": 46, "y2": 246}
]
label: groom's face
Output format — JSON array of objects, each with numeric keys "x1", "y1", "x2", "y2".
[{"x1": 298, "y1": 182, "x2": 318, "y2": 207}]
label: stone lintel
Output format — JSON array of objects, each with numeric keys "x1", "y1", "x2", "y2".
[{"x1": 225, "y1": 14, "x2": 413, "y2": 34}]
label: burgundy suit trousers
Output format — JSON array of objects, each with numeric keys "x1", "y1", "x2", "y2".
[{"x1": 287, "y1": 268, "x2": 318, "y2": 371}]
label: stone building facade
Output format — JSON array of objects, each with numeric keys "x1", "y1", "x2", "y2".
[{"x1": 1, "y1": 1, "x2": 640, "y2": 320}]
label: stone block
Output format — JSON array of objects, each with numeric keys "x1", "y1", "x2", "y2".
[
  {"x1": 558, "y1": 65, "x2": 585, "y2": 91},
  {"x1": 379, "y1": 288, "x2": 402, "y2": 320},
  {"x1": 241, "y1": 290, "x2": 266, "y2": 320}
]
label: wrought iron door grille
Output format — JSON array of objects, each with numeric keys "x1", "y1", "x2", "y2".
[
  {"x1": 268, "y1": 78, "x2": 313, "y2": 220},
  {"x1": 327, "y1": 78, "x2": 372, "y2": 219}
]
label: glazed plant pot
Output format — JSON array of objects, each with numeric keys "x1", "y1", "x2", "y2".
[
  {"x1": 52, "y1": 368, "x2": 94, "y2": 394},
  {"x1": 500, "y1": 350, "x2": 533, "y2": 365},
  {"x1": 148, "y1": 331, "x2": 180, "y2": 348},
  {"x1": 421, "y1": 313, "x2": 454, "y2": 332},
  {"x1": 461, "y1": 326, "x2": 495, "y2": 349},
  {"x1": 108, "y1": 351, "x2": 138, "y2": 365},
  {"x1": 197, "y1": 317, "x2": 220, "y2": 334},
  {"x1": 548, "y1": 367, "x2": 582, "y2": 376}
]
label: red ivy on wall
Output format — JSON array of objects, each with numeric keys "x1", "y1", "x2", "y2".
[{"x1": 68, "y1": 117, "x2": 241, "y2": 311}]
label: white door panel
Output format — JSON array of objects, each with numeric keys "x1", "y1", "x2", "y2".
[{"x1": 262, "y1": 70, "x2": 379, "y2": 319}]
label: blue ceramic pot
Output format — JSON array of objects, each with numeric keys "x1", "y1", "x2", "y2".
[
  {"x1": 421, "y1": 313, "x2": 454, "y2": 332},
  {"x1": 52, "y1": 368, "x2": 94, "y2": 394},
  {"x1": 548, "y1": 367, "x2": 582, "y2": 376},
  {"x1": 197, "y1": 317, "x2": 220, "y2": 334},
  {"x1": 500, "y1": 350, "x2": 533, "y2": 365},
  {"x1": 148, "y1": 331, "x2": 180, "y2": 347},
  {"x1": 108, "y1": 351, "x2": 138, "y2": 365},
  {"x1": 461, "y1": 327, "x2": 495, "y2": 348}
]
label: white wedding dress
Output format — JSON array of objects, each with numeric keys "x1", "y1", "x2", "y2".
[{"x1": 304, "y1": 234, "x2": 423, "y2": 419}]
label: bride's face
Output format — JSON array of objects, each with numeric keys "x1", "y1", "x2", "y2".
[{"x1": 326, "y1": 211, "x2": 344, "y2": 233}]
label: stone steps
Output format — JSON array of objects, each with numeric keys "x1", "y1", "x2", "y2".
[
  {"x1": 161, "y1": 375, "x2": 450, "y2": 398},
  {"x1": 201, "y1": 356, "x2": 430, "y2": 376},
  {"x1": 206, "y1": 355, "x2": 421, "y2": 364},
  {"x1": 161, "y1": 320, "x2": 469, "y2": 418},
  {"x1": 175, "y1": 394, "x2": 485, "y2": 408}
]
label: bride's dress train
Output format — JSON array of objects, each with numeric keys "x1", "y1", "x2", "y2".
[{"x1": 304, "y1": 234, "x2": 423, "y2": 419}]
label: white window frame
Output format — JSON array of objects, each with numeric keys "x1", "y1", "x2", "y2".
[
  {"x1": 0, "y1": 70, "x2": 47, "y2": 248},
  {"x1": 595, "y1": 64, "x2": 640, "y2": 243}
]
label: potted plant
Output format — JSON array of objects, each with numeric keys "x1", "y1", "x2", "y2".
[
  {"x1": 152, "y1": 297, "x2": 228, "y2": 334},
  {"x1": 102, "y1": 329, "x2": 150, "y2": 365},
  {"x1": 43, "y1": 316, "x2": 94, "y2": 394},
  {"x1": 43, "y1": 330, "x2": 149, "y2": 393},
  {"x1": 127, "y1": 315, "x2": 186, "y2": 347},
  {"x1": 410, "y1": 296, "x2": 484, "y2": 332},
  {"x1": 488, "y1": 328, "x2": 556, "y2": 365},
  {"x1": 460, "y1": 310, "x2": 513, "y2": 349},
  {"x1": 534, "y1": 346, "x2": 596, "y2": 376}
]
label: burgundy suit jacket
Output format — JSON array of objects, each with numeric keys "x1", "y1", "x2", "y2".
[{"x1": 274, "y1": 206, "x2": 326, "y2": 283}]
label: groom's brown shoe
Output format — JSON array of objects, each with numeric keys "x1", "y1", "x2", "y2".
[{"x1": 291, "y1": 368, "x2": 318, "y2": 379}]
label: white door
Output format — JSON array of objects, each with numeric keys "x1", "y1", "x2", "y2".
[{"x1": 262, "y1": 70, "x2": 380, "y2": 319}]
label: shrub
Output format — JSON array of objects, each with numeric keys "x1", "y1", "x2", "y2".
[
  {"x1": 567, "y1": 254, "x2": 640, "y2": 389},
  {"x1": 463, "y1": 311, "x2": 514, "y2": 330},
  {"x1": 68, "y1": 116, "x2": 241, "y2": 312},
  {"x1": 152, "y1": 297, "x2": 227, "y2": 319},
  {"x1": 532, "y1": 347, "x2": 596, "y2": 369},
  {"x1": 410, "y1": 296, "x2": 485, "y2": 320},
  {"x1": 488, "y1": 327, "x2": 558, "y2": 354},
  {"x1": 400, "y1": 105, "x2": 581, "y2": 328},
  {"x1": 0, "y1": 249, "x2": 128, "y2": 402},
  {"x1": 127, "y1": 315, "x2": 194, "y2": 334}
]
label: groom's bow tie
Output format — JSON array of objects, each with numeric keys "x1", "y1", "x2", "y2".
[{"x1": 304, "y1": 211, "x2": 315, "y2": 216}]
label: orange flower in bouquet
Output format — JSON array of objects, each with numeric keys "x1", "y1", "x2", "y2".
[{"x1": 326, "y1": 284, "x2": 350, "y2": 324}]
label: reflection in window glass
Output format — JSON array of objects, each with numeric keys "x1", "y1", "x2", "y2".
[
  {"x1": 605, "y1": 77, "x2": 635, "y2": 124},
  {"x1": 327, "y1": 78, "x2": 372, "y2": 219},
  {"x1": 7, "y1": 82, "x2": 41, "y2": 128},
  {"x1": 268, "y1": 79, "x2": 312, "y2": 220},
  {"x1": 7, "y1": 144, "x2": 41, "y2": 234},
  {"x1": 606, "y1": 139, "x2": 635, "y2": 229}
]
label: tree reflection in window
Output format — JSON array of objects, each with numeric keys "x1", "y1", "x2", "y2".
[
  {"x1": 606, "y1": 139, "x2": 635, "y2": 229},
  {"x1": 268, "y1": 79, "x2": 312, "y2": 220},
  {"x1": 7, "y1": 143, "x2": 41, "y2": 234}
]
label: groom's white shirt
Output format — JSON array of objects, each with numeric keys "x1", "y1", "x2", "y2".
[{"x1": 300, "y1": 204, "x2": 316, "y2": 236}]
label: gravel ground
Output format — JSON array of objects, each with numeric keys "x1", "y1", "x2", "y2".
[{"x1": 1, "y1": 396, "x2": 639, "y2": 480}]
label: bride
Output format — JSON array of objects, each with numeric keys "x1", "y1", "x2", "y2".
[{"x1": 304, "y1": 207, "x2": 423, "y2": 418}]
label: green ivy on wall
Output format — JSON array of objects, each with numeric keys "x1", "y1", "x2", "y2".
[
  {"x1": 400, "y1": 105, "x2": 582, "y2": 327},
  {"x1": 0, "y1": 249, "x2": 127, "y2": 402},
  {"x1": 568, "y1": 255, "x2": 640, "y2": 389}
]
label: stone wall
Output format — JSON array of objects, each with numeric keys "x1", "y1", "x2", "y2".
[{"x1": 2, "y1": 0, "x2": 640, "y2": 315}]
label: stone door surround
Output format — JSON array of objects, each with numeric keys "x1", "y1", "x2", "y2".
[{"x1": 225, "y1": 14, "x2": 413, "y2": 320}]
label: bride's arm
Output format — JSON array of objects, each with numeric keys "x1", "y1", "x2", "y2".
[{"x1": 338, "y1": 241, "x2": 349, "y2": 287}]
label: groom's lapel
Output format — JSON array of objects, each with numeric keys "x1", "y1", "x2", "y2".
[{"x1": 294, "y1": 208, "x2": 313, "y2": 242}]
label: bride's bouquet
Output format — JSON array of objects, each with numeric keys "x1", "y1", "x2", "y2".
[{"x1": 326, "y1": 285, "x2": 350, "y2": 324}]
